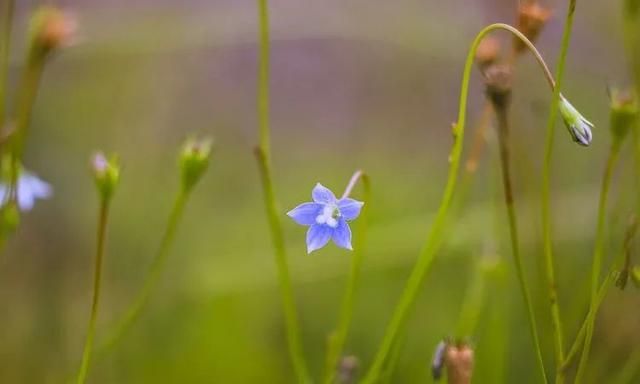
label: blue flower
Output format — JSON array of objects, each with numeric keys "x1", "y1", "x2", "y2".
[
  {"x1": 0, "y1": 170, "x2": 52, "y2": 211},
  {"x1": 287, "y1": 183, "x2": 364, "y2": 253}
]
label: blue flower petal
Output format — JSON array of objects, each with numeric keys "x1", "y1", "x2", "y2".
[
  {"x1": 312, "y1": 183, "x2": 336, "y2": 203},
  {"x1": 331, "y1": 218, "x2": 352, "y2": 250},
  {"x1": 17, "y1": 178, "x2": 36, "y2": 211},
  {"x1": 337, "y1": 198, "x2": 364, "y2": 221},
  {"x1": 306, "y1": 224, "x2": 333, "y2": 253},
  {"x1": 287, "y1": 202, "x2": 323, "y2": 226},
  {"x1": 23, "y1": 173, "x2": 52, "y2": 199}
]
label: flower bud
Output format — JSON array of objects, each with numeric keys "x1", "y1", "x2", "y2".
[
  {"x1": 609, "y1": 88, "x2": 638, "y2": 145},
  {"x1": 29, "y1": 6, "x2": 76, "y2": 59},
  {"x1": 336, "y1": 355, "x2": 359, "y2": 384},
  {"x1": 180, "y1": 137, "x2": 213, "y2": 192},
  {"x1": 483, "y1": 64, "x2": 513, "y2": 111},
  {"x1": 514, "y1": 1, "x2": 552, "y2": 55},
  {"x1": 559, "y1": 95, "x2": 594, "y2": 147},
  {"x1": 475, "y1": 37, "x2": 501, "y2": 72},
  {"x1": 444, "y1": 342, "x2": 474, "y2": 384},
  {"x1": 431, "y1": 340, "x2": 448, "y2": 380},
  {"x1": 91, "y1": 152, "x2": 120, "y2": 202}
]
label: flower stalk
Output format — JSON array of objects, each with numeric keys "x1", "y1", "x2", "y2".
[
  {"x1": 362, "y1": 23, "x2": 557, "y2": 383},
  {"x1": 76, "y1": 153, "x2": 120, "y2": 384},
  {"x1": 324, "y1": 171, "x2": 370, "y2": 384}
]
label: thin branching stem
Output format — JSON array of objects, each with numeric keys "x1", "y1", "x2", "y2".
[
  {"x1": 255, "y1": 1, "x2": 311, "y2": 381},
  {"x1": 361, "y1": 23, "x2": 553, "y2": 383}
]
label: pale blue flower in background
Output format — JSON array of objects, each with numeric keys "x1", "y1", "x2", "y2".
[
  {"x1": 0, "y1": 171, "x2": 52, "y2": 211},
  {"x1": 287, "y1": 183, "x2": 363, "y2": 253}
]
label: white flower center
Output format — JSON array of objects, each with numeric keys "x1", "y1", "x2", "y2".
[{"x1": 316, "y1": 204, "x2": 340, "y2": 228}]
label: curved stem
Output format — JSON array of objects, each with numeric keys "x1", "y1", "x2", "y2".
[
  {"x1": 254, "y1": 1, "x2": 311, "y2": 381},
  {"x1": 361, "y1": 23, "x2": 555, "y2": 383},
  {"x1": 100, "y1": 190, "x2": 188, "y2": 352},
  {"x1": 76, "y1": 200, "x2": 110, "y2": 384},
  {"x1": 541, "y1": 2, "x2": 576, "y2": 382},
  {"x1": 324, "y1": 172, "x2": 370, "y2": 384},
  {"x1": 575, "y1": 143, "x2": 621, "y2": 383}
]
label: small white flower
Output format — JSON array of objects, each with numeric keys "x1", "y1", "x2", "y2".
[
  {"x1": 559, "y1": 94, "x2": 594, "y2": 147},
  {"x1": 0, "y1": 170, "x2": 52, "y2": 211}
]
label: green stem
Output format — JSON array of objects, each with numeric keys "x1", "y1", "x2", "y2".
[
  {"x1": 76, "y1": 200, "x2": 110, "y2": 384},
  {"x1": 562, "y1": 271, "x2": 616, "y2": 372},
  {"x1": 8, "y1": 42, "x2": 46, "y2": 202},
  {"x1": 541, "y1": 2, "x2": 576, "y2": 381},
  {"x1": 324, "y1": 172, "x2": 370, "y2": 384},
  {"x1": 0, "y1": 0, "x2": 14, "y2": 131},
  {"x1": 494, "y1": 101, "x2": 548, "y2": 384},
  {"x1": 255, "y1": 2, "x2": 310, "y2": 381},
  {"x1": 100, "y1": 190, "x2": 188, "y2": 352},
  {"x1": 361, "y1": 23, "x2": 554, "y2": 384},
  {"x1": 575, "y1": 144, "x2": 621, "y2": 383},
  {"x1": 454, "y1": 258, "x2": 487, "y2": 339}
]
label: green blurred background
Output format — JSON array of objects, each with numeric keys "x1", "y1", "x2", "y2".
[{"x1": 0, "y1": 0, "x2": 638, "y2": 382}]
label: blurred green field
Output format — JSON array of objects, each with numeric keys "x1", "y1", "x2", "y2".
[{"x1": 0, "y1": 0, "x2": 639, "y2": 383}]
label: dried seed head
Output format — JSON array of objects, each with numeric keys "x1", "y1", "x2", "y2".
[
  {"x1": 337, "y1": 355, "x2": 359, "y2": 384},
  {"x1": 444, "y1": 343, "x2": 474, "y2": 384},
  {"x1": 475, "y1": 37, "x2": 501, "y2": 71},
  {"x1": 483, "y1": 64, "x2": 513, "y2": 111},
  {"x1": 514, "y1": 1, "x2": 552, "y2": 54},
  {"x1": 30, "y1": 6, "x2": 77, "y2": 58}
]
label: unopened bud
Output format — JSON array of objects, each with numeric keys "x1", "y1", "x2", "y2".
[
  {"x1": 30, "y1": 6, "x2": 76, "y2": 59},
  {"x1": 514, "y1": 1, "x2": 552, "y2": 54},
  {"x1": 337, "y1": 355, "x2": 359, "y2": 384},
  {"x1": 559, "y1": 95, "x2": 594, "y2": 147},
  {"x1": 444, "y1": 342, "x2": 474, "y2": 384},
  {"x1": 180, "y1": 137, "x2": 213, "y2": 192},
  {"x1": 475, "y1": 37, "x2": 501, "y2": 72},
  {"x1": 609, "y1": 88, "x2": 637, "y2": 145},
  {"x1": 91, "y1": 152, "x2": 119, "y2": 202}
]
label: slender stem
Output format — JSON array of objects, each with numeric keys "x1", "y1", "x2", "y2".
[
  {"x1": 361, "y1": 23, "x2": 555, "y2": 383},
  {"x1": 454, "y1": 258, "x2": 487, "y2": 339},
  {"x1": 541, "y1": 2, "x2": 576, "y2": 381},
  {"x1": 562, "y1": 271, "x2": 616, "y2": 371},
  {"x1": 324, "y1": 172, "x2": 370, "y2": 384},
  {"x1": 494, "y1": 102, "x2": 548, "y2": 384},
  {"x1": 255, "y1": 2, "x2": 310, "y2": 381},
  {"x1": 0, "y1": 0, "x2": 14, "y2": 132},
  {"x1": 100, "y1": 190, "x2": 188, "y2": 352},
  {"x1": 8, "y1": 44, "x2": 46, "y2": 203},
  {"x1": 575, "y1": 143, "x2": 621, "y2": 383},
  {"x1": 76, "y1": 200, "x2": 110, "y2": 384}
]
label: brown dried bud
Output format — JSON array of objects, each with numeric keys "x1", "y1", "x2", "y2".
[
  {"x1": 514, "y1": 1, "x2": 552, "y2": 54},
  {"x1": 30, "y1": 6, "x2": 77, "y2": 58},
  {"x1": 475, "y1": 37, "x2": 501, "y2": 71},
  {"x1": 337, "y1": 355, "x2": 359, "y2": 384},
  {"x1": 483, "y1": 64, "x2": 513, "y2": 111},
  {"x1": 444, "y1": 343, "x2": 474, "y2": 384}
]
